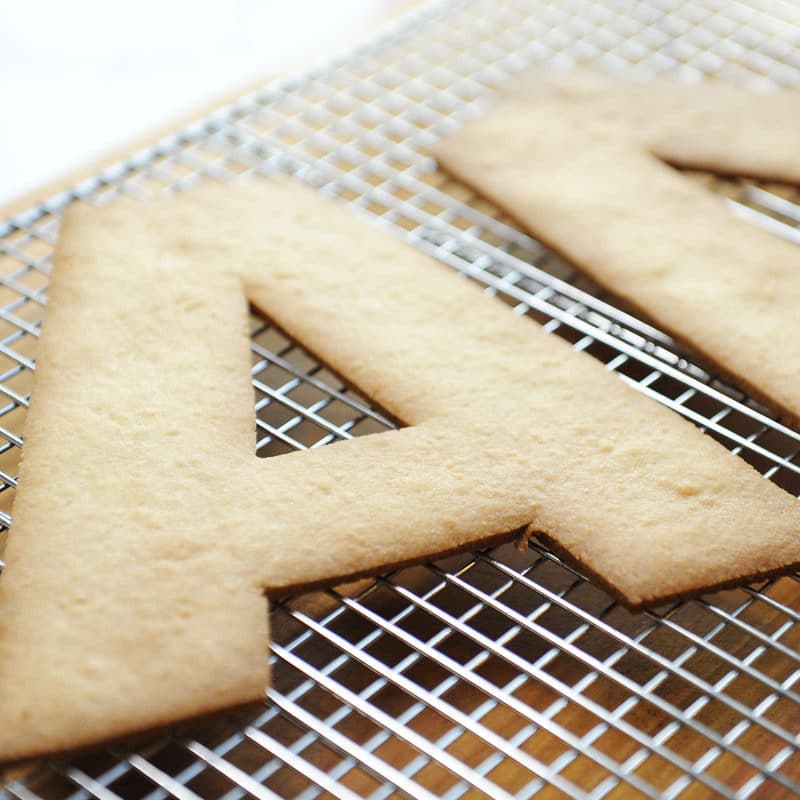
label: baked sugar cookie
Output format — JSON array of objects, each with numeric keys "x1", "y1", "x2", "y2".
[
  {"x1": 1, "y1": 180, "x2": 798, "y2": 764},
  {"x1": 435, "y1": 71, "x2": 800, "y2": 424}
]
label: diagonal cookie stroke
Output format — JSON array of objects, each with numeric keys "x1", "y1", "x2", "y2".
[
  {"x1": 1, "y1": 180, "x2": 798, "y2": 763},
  {"x1": 434, "y1": 70, "x2": 800, "y2": 426}
]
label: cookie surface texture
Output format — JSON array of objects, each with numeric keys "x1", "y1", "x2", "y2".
[
  {"x1": 1, "y1": 179, "x2": 799, "y2": 763},
  {"x1": 434, "y1": 71, "x2": 800, "y2": 425}
]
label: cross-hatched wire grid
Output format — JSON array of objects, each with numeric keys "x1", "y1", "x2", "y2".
[{"x1": 2, "y1": 0, "x2": 800, "y2": 797}]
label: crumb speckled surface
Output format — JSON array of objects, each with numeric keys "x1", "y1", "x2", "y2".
[
  {"x1": 434, "y1": 71, "x2": 800, "y2": 425},
  {"x1": 1, "y1": 179, "x2": 798, "y2": 764}
]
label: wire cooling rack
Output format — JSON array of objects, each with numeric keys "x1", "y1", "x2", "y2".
[{"x1": 3, "y1": 0, "x2": 800, "y2": 797}]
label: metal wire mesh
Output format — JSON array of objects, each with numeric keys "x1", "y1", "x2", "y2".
[{"x1": 2, "y1": 0, "x2": 800, "y2": 797}]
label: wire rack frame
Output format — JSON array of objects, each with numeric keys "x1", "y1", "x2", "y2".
[{"x1": 2, "y1": 0, "x2": 800, "y2": 798}]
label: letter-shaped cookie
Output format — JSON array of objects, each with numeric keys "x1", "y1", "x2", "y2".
[
  {"x1": 434, "y1": 71, "x2": 800, "y2": 425},
  {"x1": 1, "y1": 180, "x2": 798, "y2": 763}
]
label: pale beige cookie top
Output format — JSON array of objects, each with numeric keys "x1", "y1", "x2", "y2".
[
  {"x1": 0, "y1": 179, "x2": 798, "y2": 764},
  {"x1": 502, "y1": 69, "x2": 800, "y2": 181},
  {"x1": 434, "y1": 71, "x2": 800, "y2": 425}
]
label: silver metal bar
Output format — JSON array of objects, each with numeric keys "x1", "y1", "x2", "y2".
[
  {"x1": 287, "y1": 605, "x2": 618, "y2": 798},
  {"x1": 57, "y1": 770, "x2": 122, "y2": 800},
  {"x1": 333, "y1": 583, "x2": 730, "y2": 797},
  {"x1": 272, "y1": 644, "x2": 521, "y2": 800},
  {"x1": 386, "y1": 572, "x2": 800, "y2": 795},
  {"x1": 116, "y1": 754, "x2": 203, "y2": 800},
  {"x1": 249, "y1": 340, "x2": 395, "y2": 428},
  {"x1": 252, "y1": 379, "x2": 353, "y2": 442},
  {"x1": 267, "y1": 683, "x2": 442, "y2": 800},
  {"x1": 180, "y1": 737, "x2": 288, "y2": 800},
  {"x1": 461, "y1": 566, "x2": 799, "y2": 784},
  {"x1": 745, "y1": 186, "x2": 800, "y2": 223}
]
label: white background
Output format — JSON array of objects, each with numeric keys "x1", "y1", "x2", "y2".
[{"x1": 0, "y1": 0, "x2": 397, "y2": 206}]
